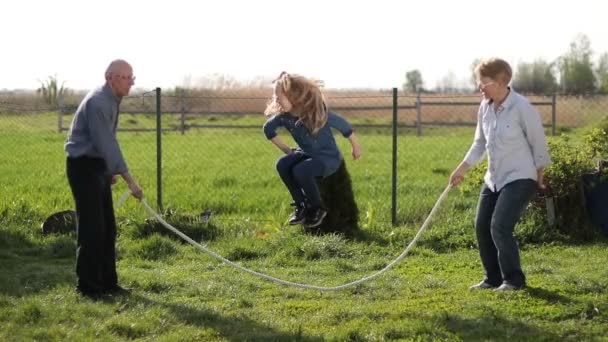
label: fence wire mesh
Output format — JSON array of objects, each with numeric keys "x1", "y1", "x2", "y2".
[
  {"x1": 0, "y1": 90, "x2": 159, "y2": 217},
  {"x1": 1, "y1": 89, "x2": 607, "y2": 226}
]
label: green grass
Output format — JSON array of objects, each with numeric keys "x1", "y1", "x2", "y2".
[{"x1": 1, "y1": 113, "x2": 607, "y2": 341}]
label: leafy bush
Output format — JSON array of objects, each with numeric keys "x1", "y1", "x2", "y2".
[
  {"x1": 458, "y1": 122, "x2": 608, "y2": 243},
  {"x1": 529, "y1": 134, "x2": 596, "y2": 240}
]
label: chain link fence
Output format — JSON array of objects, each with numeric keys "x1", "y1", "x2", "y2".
[
  {"x1": 0, "y1": 90, "x2": 159, "y2": 219},
  {"x1": 1, "y1": 89, "x2": 607, "y2": 226}
]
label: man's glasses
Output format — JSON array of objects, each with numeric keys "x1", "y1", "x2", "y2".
[{"x1": 114, "y1": 74, "x2": 136, "y2": 81}]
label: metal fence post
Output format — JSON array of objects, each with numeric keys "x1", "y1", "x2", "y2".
[
  {"x1": 57, "y1": 93, "x2": 64, "y2": 133},
  {"x1": 392, "y1": 87, "x2": 398, "y2": 226},
  {"x1": 551, "y1": 93, "x2": 557, "y2": 136},
  {"x1": 416, "y1": 90, "x2": 422, "y2": 137},
  {"x1": 156, "y1": 87, "x2": 163, "y2": 212},
  {"x1": 180, "y1": 88, "x2": 186, "y2": 135}
]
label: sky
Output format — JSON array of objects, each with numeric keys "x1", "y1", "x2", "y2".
[{"x1": 2, "y1": 0, "x2": 607, "y2": 91}]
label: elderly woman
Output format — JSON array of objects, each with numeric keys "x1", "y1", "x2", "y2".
[{"x1": 449, "y1": 58, "x2": 551, "y2": 291}]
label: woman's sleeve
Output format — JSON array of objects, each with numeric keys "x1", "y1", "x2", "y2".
[
  {"x1": 520, "y1": 101, "x2": 551, "y2": 169},
  {"x1": 463, "y1": 105, "x2": 487, "y2": 166}
]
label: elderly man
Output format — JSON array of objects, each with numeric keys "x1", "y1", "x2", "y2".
[{"x1": 65, "y1": 59, "x2": 143, "y2": 298}]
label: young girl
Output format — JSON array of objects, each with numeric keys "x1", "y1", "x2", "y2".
[{"x1": 263, "y1": 72, "x2": 362, "y2": 228}]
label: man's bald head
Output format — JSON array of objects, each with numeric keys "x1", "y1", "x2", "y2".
[
  {"x1": 105, "y1": 59, "x2": 132, "y2": 78},
  {"x1": 105, "y1": 59, "x2": 134, "y2": 97}
]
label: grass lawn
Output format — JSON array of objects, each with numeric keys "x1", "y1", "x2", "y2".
[{"x1": 0, "y1": 113, "x2": 606, "y2": 341}]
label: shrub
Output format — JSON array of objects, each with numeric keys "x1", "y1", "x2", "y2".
[
  {"x1": 459, "y1": 123, "x2": 608, "y2": 243},
  {"x1": 529, "y1": 134, "x2": 596, "y2": 241}
]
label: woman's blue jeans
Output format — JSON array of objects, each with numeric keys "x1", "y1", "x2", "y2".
[{"x1": 475, "y1": 179, "x2": 537, "y2": 287}]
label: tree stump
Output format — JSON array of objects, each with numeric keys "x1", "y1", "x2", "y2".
[
  {"x1": 305, "y1": 160, "x2": 359, "y2": 235},
  {"x1": 41, "y1": 210, "x2": 76, "y2": 235}
]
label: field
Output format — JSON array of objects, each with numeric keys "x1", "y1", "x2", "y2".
[
  {"x1": 4, "y1": 90, "x2": 608, "y2": 132},
  {"x1": 1, "y1": 109, "x2": 607, "y2": 341}
]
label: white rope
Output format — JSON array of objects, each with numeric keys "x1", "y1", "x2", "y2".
[{"x1": 120, "y1": 185, "x2": 452, "y2": 291}]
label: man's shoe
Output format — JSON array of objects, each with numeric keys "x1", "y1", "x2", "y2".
[
  {"x1": 75, "y1": 286, "x2": 103, "y2": 300},
  {"x1": 469, "y1": 281, "x2": 498, "y2": 290},
  {"x1": 304, "y1": 207, "x2": 327, "y2": 228},
  {"x1": 494, "y1": 283, "x2": 525, "y2": 292},
  {"x1": 288, "y1": 203, "x2": 307, "y2": 225},
  {"x1": 106, "y1": 285, "x2": 132, "y2": 296}
]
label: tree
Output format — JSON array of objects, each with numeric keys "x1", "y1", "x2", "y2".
[
  {"x1": 195, "y1": 73, "x2": 239, "y2": 90},
  {"x1": 558, "y1": 34, "x2": 596, "y2": 94},
  {"x1": 434, "y1": 71, "x2": 457, "y2": 93},
  {"x1": 513, "y1": 59, "x2": 557, "y2": 94},
  {"x1": 596, "y1": 52, "x2": 608, "y2": 93},
  {"x1": 434, "y1": 71, "x2": 472, "y2": 93},
  {"x1": 469, "y1": 58, "x2": 482, "y2": 89},
  {"x1": 37, "y1": 75, "x2": 69, "y2": 107},
  {"x1": 403, "y1": 69, "x2": 424, "y2": 93}
]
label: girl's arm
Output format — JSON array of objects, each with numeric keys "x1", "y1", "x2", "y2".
[
  {"x1": 348, "y1": 132, "x2": 362, "y2": 160},
  {"x1": 270, "y1": 136, "x2": 293, "y2": 155},
  {"x1": 327, "y1": 112, "x2": 360, "y2": 159},
  {"x1": 264, "y1": 114, "x2": 292, "y2": 154}
]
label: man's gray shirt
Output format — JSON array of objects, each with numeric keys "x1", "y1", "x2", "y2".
[
  {"x1": 64, "y1": 84, "x2": 128, "y2": 175},
  {"x1": 463, "y1": 89, "x2": 551, "y2": 192}
]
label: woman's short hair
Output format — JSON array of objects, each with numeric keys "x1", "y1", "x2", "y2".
[{"x1": 474, "y1": 58, "x2": 512, "y2": 84}]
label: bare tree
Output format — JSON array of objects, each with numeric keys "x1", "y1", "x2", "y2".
[{"x1": 37, "y1": 75, "x2": 69, "y2": 107}]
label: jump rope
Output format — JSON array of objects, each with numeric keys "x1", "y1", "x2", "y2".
[{"x1": 118, "y1": 184, "x2": 452, "y2": 292}]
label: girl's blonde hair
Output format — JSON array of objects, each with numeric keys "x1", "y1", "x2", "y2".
[{"x1": 264, "y1": 72, "x2": 327, "y2": 134}]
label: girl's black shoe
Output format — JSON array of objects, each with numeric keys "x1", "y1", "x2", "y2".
[
  {"x1": 304, "y1": 207, "x2": 327, "y2": 228},
  {"x1": 288, "y1": 203, "x2": 307, "y2": 225}
]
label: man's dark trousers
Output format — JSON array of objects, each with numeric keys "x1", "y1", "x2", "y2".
[{"x1": 67, "y1": 156, "x2": 118, "y2": 293}]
